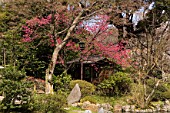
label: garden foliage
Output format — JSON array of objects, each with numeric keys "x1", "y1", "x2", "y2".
[
  {"x1": 97, "y1": 72, "x2": 132, "y2": 96},
  {"x1": 32, "y1": 93, "x2": 67, "y2": 113},
  {"x1": 0, "y1": 66, "x2": 33, "y2": 112},
  {"x1": 53, "y1": 71, "x2": 72, "y2": 92}
]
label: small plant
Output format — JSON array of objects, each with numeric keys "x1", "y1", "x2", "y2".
[{"x1": 69, "y1": 80, "x2": 96, "y2": 97}]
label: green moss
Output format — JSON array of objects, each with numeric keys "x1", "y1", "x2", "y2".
[{"x1": 80, "y1": 96, "x2": 97, "y2": 104}]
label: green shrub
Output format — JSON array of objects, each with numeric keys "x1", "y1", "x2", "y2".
[
  {"x1": 53, "y1": 71, "x2": 72, "y2": 93},
  {"x1": 80, "y1": 96, "x2": 97, "y2": 104},
  {"x1": 69, "y1": 80, "x2": 96, "y2": 97},
  {"x1": 32, "y1": 93, "x2": 67, "y2": 113},
  {"x1": 97, "y1": 72, "x2": 132, "y2": 96},
  {"x1": 0, "y1": 66, "x2": 33, "y2": 112}
]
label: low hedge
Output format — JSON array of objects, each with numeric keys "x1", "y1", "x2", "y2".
[{"x1": 32, "y1": 93, "x2": 67, "y2": 113}]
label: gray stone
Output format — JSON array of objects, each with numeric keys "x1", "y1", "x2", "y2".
[
  {"x1": 130, "y1": 105, "x2": 135, "y2": 111},
  {"x1": 67, "y1": 83, "x2": 81, "y2": 105},
  {"x1": 81, "y1": 101, "x2": 91, "y2": 109},
  {"x1": 135, "y1": 109, "x2": 139, "y2": 112},
  {"x1": 162, "y1": 105, "x2": 168, "y2": 112},
  {"x1": 98, "y1": 107, "x2": 104, "y2": 113},
  {"x1": 71, "y1": 110, "x2": 84, "y2": 113},
  {"x1": 81, "y1": 101, "x2": 98, "y2": 112},
  {"x1": 0, "y1": 96, "x2": 4, "y2": 101},
  {"x1": 0, "y1": 66, "x2": 4, "y2": 69},
  {"x1": 123, "y1": 105, "x2": 131, "y2": 112},
  {"x1": 84, "y1": 110, "x2": 92, "y2": 113},
  {"x1": 165, "y1": 99, "x2": 170, "y2": 106},
  {"x1": 96, "y1": 103, "x2": 101, "y2": 108},
  {"x1": 113, "y1": 105, "x2": 122, "y2": 112},
  {"x1": 140, "y1": 109, "x2": 145, "y2": 112},
  {"x1": 156, "y1": 104, "x2": 161, "y2": 111},
  {"x1": 14, "y1": 99, "x2": 22, "y2": 105},
  {"x1": 63, "y1": 107, "x2": 70, "y2": 110},
  {"x1": 145, "y1": 109, "x2": 152, "y2": 112},
  {"x1": 101, "y1": 103, "x2": 113, "y2": 110},
  {"x1": 167, "y1": 105, "x2": 170, "y2": 112},
  {"x1": 98, "y1": 107, "x2": 112, "y2": 113},
  {"x1": 152, "y1": 109, "x2": 156, "y2": 112},
  {"x1": 71, "y1": 103, "x2": 78, "y2": 107},
  {"x1": 103, "y1": 110, "x2": 112, "y2": 113}
]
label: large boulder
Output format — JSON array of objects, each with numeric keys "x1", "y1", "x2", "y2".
[{"x1": 67, "y1": 83, "x2": 81, "y2": 105}]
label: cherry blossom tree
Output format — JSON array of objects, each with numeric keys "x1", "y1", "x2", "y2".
[
  {"x1": 22, "y1": 0, "x2": 115, "y2": 94},
  {"x1": 22, "y1": 1, "x2": 131, "y2": 94}
]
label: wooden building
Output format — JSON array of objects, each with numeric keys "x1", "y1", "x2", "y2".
[{"x1": 67, "y1": 56, "x2": 120, "y2": 84}]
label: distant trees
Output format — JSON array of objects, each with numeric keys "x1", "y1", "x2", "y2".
[{"x1": 127, "y1": 0, "x2": 170, "y2": 108}]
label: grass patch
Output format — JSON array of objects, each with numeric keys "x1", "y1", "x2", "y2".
[
  {"x1": 66, "y1": 106, "x2": 83, "y2": 113},
  {"x1": 151, "y1": 101, "x2": 164, "y2": 106},
  {"x1": 87, "y1": 95, "x2": 130, "y2": 106}
]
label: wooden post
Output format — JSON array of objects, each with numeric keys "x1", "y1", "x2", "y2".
[
  {"x1": 81, "y1": 61, "x2": 83, "y2": 80},
  {"x1": 90, "y1": 67, "x2": 93, "y2": 82}
]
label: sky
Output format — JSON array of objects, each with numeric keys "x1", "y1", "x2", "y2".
[{"x1": 81, "y1": 2, "x2": 155, "y2": 31}]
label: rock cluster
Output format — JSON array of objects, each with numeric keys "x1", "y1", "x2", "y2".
[
  {"x1": 71, "y1": 101, "x2": 113, "y2": 113},
  {"x1": 121, "y1": 99, "x2": 170, "y2": 112}
]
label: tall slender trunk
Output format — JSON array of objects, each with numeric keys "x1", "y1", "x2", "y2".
[
  {"x1": 45, "y1": 46, "x2": 60, "y2": 94},
  {"x1": 45, "y1": 11, "x2": 84, "y2": 94}
]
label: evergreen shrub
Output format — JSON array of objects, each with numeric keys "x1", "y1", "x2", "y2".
[{"x1": 97, "y1": 72, "x2": 132, "y2": 96}]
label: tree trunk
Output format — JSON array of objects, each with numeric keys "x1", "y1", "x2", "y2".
[
  {"x1": 45, "y1": 11, "x2": 84, "y2": 94},
  {"x1": 45, "y1": 46, "x2": 60, "y2": 94}
]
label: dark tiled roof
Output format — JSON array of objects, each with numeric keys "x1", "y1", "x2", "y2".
[{"x1": 67, "y1": 56, "x2": 107, "y2": 64}]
